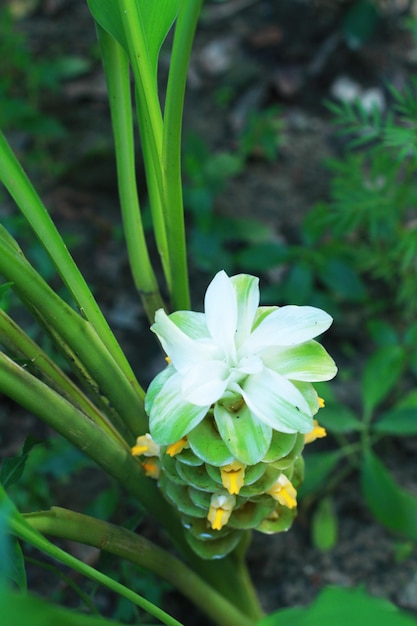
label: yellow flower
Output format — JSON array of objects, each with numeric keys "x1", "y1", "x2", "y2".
[
  {"x1": 220, "y1": 461, "x2": 246, "y2": 495},
  {"x1": 207, "y1": 492, "x2": 236, "y2": 530},
  {"x1": 267, "y1": 474, "x2": 297, "y2": 509},
  {"x1": 304, "y1": 419, "x2": 327, "y2": 444},
  {"x1": 166, "y1": 437, "x2": 189, "y2": 457},
  {"x1": 141, "y1": 458, "x2": 160, "y2": 479},
  {"x1": 131, "y1": 433, "x2": 160, "y2": 457},
  {"x1": 318, "y1": 397, "x2": 325, "y2": 408}
]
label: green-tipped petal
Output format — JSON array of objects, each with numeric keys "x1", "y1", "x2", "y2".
[
  {"x1": 214, "y1": 402, "x2": 272, "y2": 465},
  {"x1": 230, "y1": 273, "x2": 259, "y2": 348},
  {"x1": 261, "y1": 340, "x2": 337, "y2": 382},
  {"x1": 169, "y1": 310, "x2": 209, "y2": 339},
  {"x1": 145, "y1": 364, "x2": 174, "y2": 413},
  {"x1": 240, "y1": 368, "x2": 313, "y2": 434},
  {"x1": 151, "y1": 309, "x2": 220, "y2": 373},
  {"x1": 149, "y1": 371, "x2": 208, "y2": 443},
  {"x1": 244, "y1": 305, "x2": 333, "y2": 351}
]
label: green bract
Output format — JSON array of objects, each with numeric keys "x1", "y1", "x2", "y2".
[{"x1": 146, "y1": 270, "x2": 337, "y2": 465}]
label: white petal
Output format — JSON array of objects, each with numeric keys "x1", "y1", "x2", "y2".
[
  {"x1": 244, "y1": 305, "x2": 333, "y2": 351},
  {"x1": 240, "y1": 368, "x2": 314, "y2": 433},
  {"x1": 151, "y1": 309, "x2": 220, "y2": 374},
  {"x1": 260, "y1": 341, "x2": 338, "y2": 381},
  {"x1": 181, "y1": 360, "x2": 230, "y2": 406},
  {"x1": 230, "y1": 274, "x2": 259, "y2": 348},
  {"x1": 204, "y1": 271, "x2": 237, "y2": 358},
  {"x1": 149, "y1": 371, "x2": 208, "y2": 443}
]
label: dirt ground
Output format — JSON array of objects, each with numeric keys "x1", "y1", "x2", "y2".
[{"x1": 2, "y1": 0, "x2": 417, "y2": 623}]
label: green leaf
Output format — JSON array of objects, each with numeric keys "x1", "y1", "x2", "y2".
[
  {"x1": 9, "y1": 538, "x2": 27, "y2": 592},
  {"x1": 299, "y1": 451, "x2": 341, "y2": 498},
  {"x1": 87, "y1": 0, "x2": 179, "y2": 76},
  {"x1": 318, "y1": 403, "x2": 362, "y2": 434},
  {"x1": 0, "y1": 588, "x2": 126, "y2": 626},
  {"x1": 361, "y1": 346, "x2": 405, "y2": 417},
  {"x1": 0, "y1": 437, "x2": 40, "y2": 489},
  {"x1": 258, "y1": 585, "x2": 417, "y2": 626},
  {"x1": 0, "y1": 282, "x2": 13, "y2": 298},
  {"x1": 373, "y1": 407, "x2": 417, "y2": 436},
  {"x1": 311, "y1": 497, "x2": 338, "y2": 552},
  {"x1": 320, "y1": 258, "x2": 367, "y2": 301},
  {"x1": 361, "y1": 449, "x2": 417, "y2": 542},
  {"x1": 342, "y1": 0, "x2": 379, "y2": 50}
]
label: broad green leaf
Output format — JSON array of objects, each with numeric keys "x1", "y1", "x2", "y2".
[
  {"x1": 373, "y1": 407, "x2": 417, "y2": 436},
  {"x1": 87, "y1": 0, "x2": 179, "y2": 76},
  {"x1": 258, "y1": 585, "x2": 417, "y2": 626},
  {"x1": 318, "y1": 403, "x2": 362, "y2": 434},
  {"x1": 361, "y1": 449, "x2": 417, "y2": 542},
  {"x1": 298, "y1": 451, "x2": 341, "y2": 498},
  {"x1": 0, "y1": 588, "x2": 125, "y2": 626},
  {"x1": 311, "y1": 497, "x2": 338, "y2": 552},
  {"x1": 361, "y1": 346, "x2": 405, "y2": 416}
]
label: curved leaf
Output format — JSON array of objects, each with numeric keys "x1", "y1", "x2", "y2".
[
  {"x1": 374, "y1": 407, "x2": 417, "y2": 436},
  {"x1": 361, "y1": 346, "x2": 405, "y2": 416},
  {"x1": 258, "y1": 585, "x2": 417, "y2": 626},
  {"x1": 87, "y1": 0, "x2": 179, "y2": 75},
  {"x1": 361, "y1": 449, "x2": 417, "y2": 542}
]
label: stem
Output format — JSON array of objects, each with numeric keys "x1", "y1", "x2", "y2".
[
  {"x1": 0, "y1": 309, "x2": 129, "y2": 451},
  {"x1": 0, "y1": 352, "x2": 183, "y2": 538},
  {"x1": 162, "y1": 0, "x2": 203, "y2": 311},
  {"x1": 26, "y1": 507, "x2": 256, "y2": 626},
  {"x1": 0, "y1": 130, "x2": 142, "y2": 396},
  {"x1": 118, "y1": 0, "x2": 172, "y2": 292},
  {"x1": 0, "y1": 229, "x2": 146, "y2": 438},
  {"x1": 97, "y1": 25, "x2": 165, "y2": 322},
  {"x1": 0, "y1": 350, "x2": 263, "y2": 620},
  {"x1": 0, "y1": 488, "x2": 182, "y2": 626}
]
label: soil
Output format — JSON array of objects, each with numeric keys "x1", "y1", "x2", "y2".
[{"x1": 1, "y1": 0, "x2": 417, "y2": 624}]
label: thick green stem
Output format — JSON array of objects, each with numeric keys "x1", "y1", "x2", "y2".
[
  {"x1": 0, "y1": 488, "x2": 182, "y2": 626},
  {"x1": 25, "y1": 507, "x2": 256, "y2": 626},
  {"x1": 0, "y1": 350, "x2": 263, "y2": 619},
  {"x1": 0, "y1": 229, "x2": 146, "y2": 438},
  {"x1": 0, "y1": 309, "x2": 129, "y2": 451},
  {"x1": 0, "y1": 352, "x2": 183, "y2": 537},
  {"x1": 97, "y1": 25, "x2": 165, "y2": 322},
  {"x1": 0, "y1": 130, "x2": 142, "y2": 395}
]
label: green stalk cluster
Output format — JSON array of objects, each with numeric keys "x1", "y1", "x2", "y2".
[{"x1": 136, "y1": 416, "x2": 306, "y2": 559}]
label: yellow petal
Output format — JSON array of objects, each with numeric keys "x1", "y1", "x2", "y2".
[
  {"x1": 267, "y1": 474, "x2": 297, "y2": 509},
  {"x1": 221, "y1": 461, "x2": 246, "y2": 495},
  {"x1": 304, "y1": 419, "x2": 327, "y2": 444},
  {"x1": 207, "y1": 492, "x2": 235, "y2": 530},
  {"x1": 131, "y1": 433, "x2": 160, "y2": 457},
  {"x1": 141, "y1": 458, "x2": 160, "y2": 479},
  {"x1": 166, "y1": 437, "x2": 189, "y2": 457}
]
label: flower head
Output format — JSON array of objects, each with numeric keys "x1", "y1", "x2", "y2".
[{"x1": 146, "y1": 271, "x2": 337, "y2": 465}]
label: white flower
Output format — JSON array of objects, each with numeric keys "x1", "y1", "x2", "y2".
[{"x1": 145, "y1": 271, "x2": 337, "y2": 465}]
